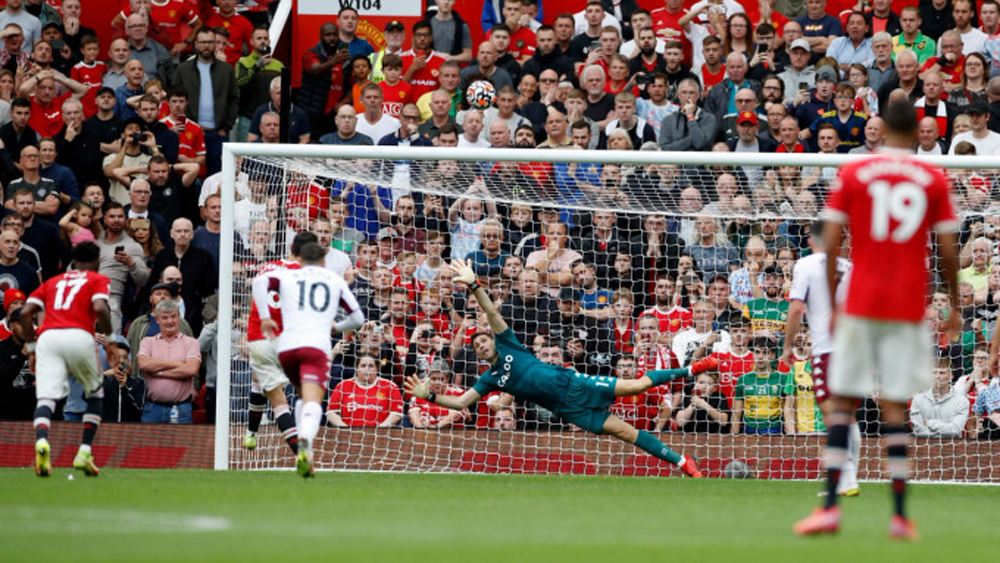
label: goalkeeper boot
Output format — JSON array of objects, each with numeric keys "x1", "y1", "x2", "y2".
[
  {"x1": 35, "y1": 438, "x2": 51, "y2": 477},
  {"x1": 296, "y1": 439, "x2": 315, "y2": 479},
  {"x1": 243, "y1": 432, "x2": 258, "y2": 451},
  {"x1": 73, "y1": 450, "x2": 100, "y2": 477},
  {"x1": 888, "y1": 515, "x2": 919, "y2": 541},
  {"x1": 793, "y1": 506, "x2": 841, "y2": 536},
  {"x1": 689, "y1": 356, "x2": 720, "y2": 376},
  {"x1": 678, "y1": 455, "x2": 703, "y2": 478}
]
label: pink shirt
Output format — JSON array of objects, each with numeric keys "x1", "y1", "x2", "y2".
[
  {"x1": 139, "y1": 331, "x2": 202, "y2": 403},
  {"x1": 525, "y1": 248, "x2": 582, "y2": 298}
]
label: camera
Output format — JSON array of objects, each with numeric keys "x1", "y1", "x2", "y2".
[
  {"x1": 260, "y1": 44, "x2": 271, "y2": 56},
  {"x1": 130, "y1": 132, "x2": 145, "y2": 144}
]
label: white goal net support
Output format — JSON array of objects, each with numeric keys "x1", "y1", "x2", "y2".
[{"x1": 216, "y1": 145, "x2": 1000, "y2": 482}]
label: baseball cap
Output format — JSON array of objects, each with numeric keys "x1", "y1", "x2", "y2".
[
  {"x1": 96, "y1": 86, "x2": 115, "y2": 98},
  {"x1": 4, "y1": 288, "x2": 26, "y2": 308},
  {"x1": 763, "y1": 265, "x2": 780, "y2": 276},
  {"x1": 41, "y1": 22, "x2": 62, "y2": 33},
  {"x1": 557, "y1": 287, "x2": 578, "y2": 301},
  {"x1": 816, "y1": 66, "x2": 838, "y2": 83},
  {"x1": 150, "y1": 282, "x2": 179, "y2": 297},
  {"x1": 377, "y1": 227, "x2": 398, "y2": 241},
  {"x1": 737, "y1": 110, "x2": 758, "y2": 126},
  {"x1": 385, "y1": 20, "x2": 405, "y2": 32},
  {"x1": 967, "y1": 101, "x2": 989, "y2": 115},
  {"x1": 789, "y1": 38, "x2": 810, "y2": 52}
]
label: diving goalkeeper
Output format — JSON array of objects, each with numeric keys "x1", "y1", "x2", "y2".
[{"x1": 404, "y1": 260, "x2": 717, "y2": 477}]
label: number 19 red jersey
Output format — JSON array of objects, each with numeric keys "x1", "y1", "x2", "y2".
[
  {"x1": 823, "y1": 152, "x2": 960, "y2": 322},
  {"x1": 26, "y1": 270, "x2": 110, "y2": 336}
]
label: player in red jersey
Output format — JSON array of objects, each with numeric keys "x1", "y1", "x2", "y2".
[
  {"x1": 794, "y1": 100, "x2": 962, "y2": 540},
  {"x1": 242, "y1": 232, "x2": 317, "y2": 455},
  {"x1": 22, "y1": 242, "x2": 120, "y2": 478},
  {"x1": 204, "y1": 0, "x2": 253, "y2": 65}
]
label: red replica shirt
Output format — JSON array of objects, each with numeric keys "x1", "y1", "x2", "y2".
[
  {"x1": 246, "y1": 259, "x2": 300, "y2": 342},
  {"x1": 920, "y1": 54, "x2": 965, "y2": 84},
  {"x1": 162, "y1": 116, "x2": 207, "y2": 175},
  {"x1": 711, "y1": 349, "x2": 755, "y2": 408},
  {"x1": 401, "y1": 49, "x2": 446, "y2": 102},
  {"x1": 640, "y1": 306, "x2": 692, "y2": 335},
  {"x1": 610, "y1": 387, "x2": 666, "y2": 431},
  {"x1": 123, "y1": 0, "x2": 198, "y2": 50},
  {"x1": 71, "y1": 60, "x2": 107, "y2": 117},
  {"x1": 205, "y1": 11, "x2": 254, "y2": 65},
  {"x1": 27, "y1": 270, "x2": 110, "y2": 337},
  {"x1": 408, "y1": 385, "x2": 467, "y2": 426},
  {"x1": 650, "y1": 6, "x2": 693, "y2": 66},
  {"x1": 328, "y1": 377, "x2": 403, "y2": 427},
  {"x1": 636, "y1": 344, "x2": 683, "y2": 394},
  {"x1": 824, "y1": 151, "x2": 959, "y2": 322},
  {"x1": 508, "y1": 25, "x2": 536, "y2": 60},
  {"x1": 29, "y1": 92, "x2": 72, "y2": 139},
  {"x1": 701, "y1": 65, "x2": 727, "y2": 93},
  {"x1": 379, "y1": 80, "x2": 412, "y2": 118}
]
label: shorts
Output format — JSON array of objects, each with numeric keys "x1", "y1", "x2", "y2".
[
  {"x1": 278, "y1": 347, "x2": 331, "y2": 388},
  {"x1": 830, "y1": 314, "x2": 932, "y2": 403},
  {"x1": 35, "y1": 328, "x2": 102, "y2": 401},
  {"x1": 811, "y1": 353, "x2": 831, "y2": 404},
  {"x1": 743, "y1": 425, "x2": 781, "y2": 435},
  {"x1": 556, "y1": 373, "x2": 618, "y2": 434},
  {"x1": 249, "y1": 339, "x2": 289, "y2": 393}
]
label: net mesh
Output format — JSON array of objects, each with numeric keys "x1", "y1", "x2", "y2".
[{"x1": 222, "y1": 147, "x2": 1000, "y2": 482}]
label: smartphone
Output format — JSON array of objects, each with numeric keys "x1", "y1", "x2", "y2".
[
  {"x1": 682, "y1": 274, "x2": 697, "y2": 284},
  {"x1": 114, "y1": 245, "x2": 125, "y2": 254},
  {"x1": 799, "y1": 82, "x2": 808, "y2": 91},
  {"x1": 590, "y1": 40, "x2": 602, "y2": 52}
]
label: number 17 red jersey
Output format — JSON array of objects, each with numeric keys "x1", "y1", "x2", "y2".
[
  {"x1": 26, "y1": 270, "x2": 110, "y2": 336},
  {"x1": 823, "y1": 152, "x2": 960, "y2": 323}
]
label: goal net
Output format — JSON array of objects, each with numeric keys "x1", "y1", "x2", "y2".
[{"x1": 216, "y1": 145, "x2": 1000, "y2": 482}]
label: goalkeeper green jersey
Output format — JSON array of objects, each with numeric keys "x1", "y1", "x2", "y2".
[{"x1": 472, "y1": 328, "x2": 574, "y2": 412}]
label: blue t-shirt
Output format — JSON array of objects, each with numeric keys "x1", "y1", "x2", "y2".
[
  {"x1": 472, "y1": 328, "x2": 573, "y2": 412},
  {"x1": 795, "y1": 15, "x2": 842, "y2": 38},
  {"x1": 579, "y1": 288, "x2": 614, "y2": 311}
]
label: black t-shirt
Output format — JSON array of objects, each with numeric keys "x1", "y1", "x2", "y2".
[
  {"x1": 585, "y1": 93, "x2": 615, "y2": 123},
  {"x1": 679, "y1": 387, "x2": 730, "y2": 433}
]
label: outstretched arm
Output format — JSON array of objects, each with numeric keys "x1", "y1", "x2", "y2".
[
  {"x1": 450, "y1": 259, "x2": 509, "y2": 334},
  {"x1": 405, "y1": 374, "x2": 482, "y2": 410}
]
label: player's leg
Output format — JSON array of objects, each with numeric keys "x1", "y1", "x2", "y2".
[
  {"x1": 244, "y1": 377, "x2": 267, "y2": 450},
  {"x1": 32, "y1": 331, "x2": 72, "y2": 477},
  {"x1": 280, "y1": 347, "x2": 330, "y2": 478},
  {"x1": 69, "y1": 331, "x2": 107, "y2": 476},
  {"x1": 601, "y1": 415, "x2": 702, "y2": 477},
  {"x1": 265, "y1": 385, "x2": 299, "y2": 454},
  {"x1": 623, "y1": 357, "x2": 719, "y2": 396},
  {"x1": 813, "y1": 353, "x2": 861, "y2": 497}
]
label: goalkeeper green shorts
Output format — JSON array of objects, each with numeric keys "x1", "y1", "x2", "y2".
[{"x1": 556, "y1": 373, "x2": 618, "y2": 435}]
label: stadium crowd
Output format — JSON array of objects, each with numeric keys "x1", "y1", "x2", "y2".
[{"x1": 1, "y1": 0, "x2": 1000, "y2": 440}]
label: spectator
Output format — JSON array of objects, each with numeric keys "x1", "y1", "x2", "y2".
[
  {"x1": 607, "y1": 355, "x2": 670, "y2": 432},
  {"x1": 731, "y1": 338, "x2": 794, "y2": 434},
  {"x1": 893, "y1": 7, "x2": 935, "y2": 64},
  {"x1": 676, "y1": 371, "x2": 730, "y2": 433},
  {"x1": 37, "y1": 136, "x2": 77, "y2": 209},
  {"x1": 123, "y1": 178, "x2": 168, "y2": 243},
  {"x1": 522, "y1": 24, "x2": 573, "y2": 80},
  {"x1": 59, "y1": 0, "x2": 95, "y2": 55},
  {"x1": 235, "y1": 27, "x2": 281, "y2": 142},
  {"x1": 300, "y1": 23, "x2": 349, "y2": 140},
  {"x1": 795, "y1": 0, "x2": 841, "y2": 60},
  {"x1": 604, "y1": 91, "x2": 656, "y2": 149},
  {"x1": 458, "y1": 108, "x2": 489, "y2": 147},
  {"x1": 568, "y1": 2, "x2": 606, "y2": 67},
  {"x1": 97, "y1": 202, "x2": 150, "y2": 331},
  {"x1": 135, "y1": 93, "x2": 179, "y2": 164},
  {"x1": 372, "y1": 20, "x2": 407, "y2": 83},
  {"x1": 172, "y1": 27, "x2": 238, "y2": 177},
  {"x1": 910, "y1": 357, "x2": 970, "y2": 438},
  {"x1": 100, "y1": 38, "x2": 130, "y2": 91},
  {"x1": 335, "y1": 6, "x2": 374, "y2": 57},
  {"x1": 54, "y1": 97, "x2": 101, "y2": 187},
  {"x1": 327, "y1": 353, "x2": 403, "y2": 427},
  {"x1": 951, "y1": 0, "x2": 986, "y2": 55},
  {"x1": 917, "y1": 115, "x2": 946, "y2": 154},
  {"x1": 160, "y1": 89, "x2": 207, "y2": 174},
  {"x1": 408, "y1": 358, "x2": 467, "y2": 428},
  {"x1": 673, "y1": 299, "x2": 732, "y2": 367},
  {"x1": 688, "y1": 216, "x2": 740, "y2": 281},
  {"x1": 124, "y1": 13, "x2": 171, "y2": 83},
  {"x1": 742, "y1": 264, "x2": 789, "y2": 344},
  {"x1": 248, "y1": 78, "x2": 310, "y2": 144},
  {"x1": 0, "y1": 0, "x2": 41, "y2": 52},
  {"x1": 19, "y1": 69, "x2": 87, "y2": 138},
  {"x1": 319, "y1": 104, "x2": 374, "y2": 145},
  {"x1": 0, "y1": 24, "x2": 29, "y2": 74},
  {"x1": 145, "y1": 155, "x2": 198, "y2": 225},
  {"x1": 658, "y1": 78, "x2": 714, "y2": 151},
  {"x1": 849, "y1": 115, "x2": 885, "y2": 154},
  {"x1": 113, "y1": 59, "x2": 145, "y2": 119},
  {"x1": 356, "y1": 83, "x2": 400, "y2": 142},
  {"x1": 402, "y1": 20, "x2": 446, "y2": 101},
  {"x1": 85, "y1": 86, "x2": 122, "y2": 156},
  {"x1": 581, "y1": 64, "x2": 615, "y2": 128},
  {"x1": 920, "y1": 0, "x2": 955, "y2": 42},
  {"x1": 191, "y1": 193, "x2": 222, "y2": 271},
  {"x1": 205, "y1": 0, "x2": 252, "y2": 66},
  {"x1": 806, "y1": 83, "x2": 867, "y2": 152},
  {"x1": 126, "y1": 216, "x2": 164, "y2": 269},
  {"x1": 709, "y1": 80, "x2": 761, "y2": 143},
  {"x1": 949, "y1": 101, "x2": 1000, "y2": 155},
  {"x1": 827, "y1": 12, "x2": 873, "y2": 75},
  {"x1": 125, "y1": 280, "x2": 193, "y2": 375},
  {"x1": 525, "y1": 221, "x2": 581, "y2": 298},
  {"x1": 877, "y1": 49, "x2": 922, "y2": 109},
  {"x1": 150, "y1": 218, "x2": 217, "y2": 334},
  {"x1": 5, "y1": 145, "x2": 60, "y2": 221},
  {"x1": 0, "y1": 228, "x2": 39, "y2": 306},
  {"x1": 461, "y1": 40, "x2": 513, "y2": 92},
  {"x1": 137, "y1": 299, "x2": 202, "y2": 424}
]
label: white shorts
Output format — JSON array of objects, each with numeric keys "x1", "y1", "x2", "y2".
[
  {"x1": 829, "y1": 314, "x2": 932, "y2": 403},
  {"x1": 249, "y1": 339, "x2": 289, "y2": 393},
  {"x1": 35, "y1": 328, "x2": 102, "y2": 400}
]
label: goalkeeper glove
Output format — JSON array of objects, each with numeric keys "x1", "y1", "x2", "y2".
[{"x1": 404, "y1": 375, "x2": 429, "y2": 399}]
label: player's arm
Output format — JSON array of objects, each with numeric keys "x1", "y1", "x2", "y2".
[
  {"x1": 334, "y1": 282, "x2": 366, "y2": 334},
  {"x1": 450, "y1": 259, "x2": 509, "y2": 334},
  {"x1": 730, "y1": 399, "x2": 743, "y2": 434},
  {"x1": 405, "y1": 375, "x2": 482, "y2": 410},
  {"x1": 782, "y1": 299, "x2": 806, "y2": 365}
]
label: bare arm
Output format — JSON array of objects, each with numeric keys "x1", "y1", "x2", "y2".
[
  {"x1": 781, "y1": 299, "x2": 806, "y2": 364},
  {"x1": 730, "y1": 399, "x2": 743, "y2": 434},
  {"x1": 378, "y1": 412, "x2": 403, "y2": 427},
  {"x1": 326, "y1": 410, "x2": 348, "y2": 427},
  {"x1": 783, "y1": 395, "x2": 795, "y2": 435},
  {"x1": 174, "y1": 162, "x2": 200, "y2": 187}
]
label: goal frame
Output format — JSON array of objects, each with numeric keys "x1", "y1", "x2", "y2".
[{"x1": 215, "y1": 143, "x2": 988, "y2": 470}]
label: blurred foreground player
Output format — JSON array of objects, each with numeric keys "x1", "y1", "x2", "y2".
[
  {"x1": 794, "y1": 101, "x2": 962, "y2": 540},
  {"x1": 243, "y1": 231, "x2": 319, "y2": 455},
  {"x1": 405, "y1": 260, "x2": 718, "y2": 478},
  {"x1": 25, "y1": 242, "x2": 121, "y2": 477},
  {"x1": 782, "y1": 221, "x2": 861, "y2": 497},
  {"x1": 252, "y1": 243, "x2": 365, "y2": 478}
]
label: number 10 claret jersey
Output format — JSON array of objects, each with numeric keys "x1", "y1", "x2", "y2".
[
  {"x1": 26, "y1": 270, "x2": 110, "y2": 336},
  {"x1": 251, "y1": 266, "x2": 361, "y2": 355},
  {"x1": 823, "y1": 152, "x2": 960, "y2": 322}
]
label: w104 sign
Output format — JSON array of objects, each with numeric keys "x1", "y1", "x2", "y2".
[{"x1": 298, "y1": 0, "x2": 423, "y2": 16}]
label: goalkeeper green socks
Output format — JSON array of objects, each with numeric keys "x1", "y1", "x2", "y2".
[
  {"x1": 645, "y1": 368, "x2": 689, "y2": 387},
  {"x1": 635, "y1": 430, "x2": 683, "y2": 465}
]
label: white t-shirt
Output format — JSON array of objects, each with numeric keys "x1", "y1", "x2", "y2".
[
  {"x1": 324, "y1": 247, "x2": 351, "y2": 277},
  {"x1": 672, "y1": 327, "x2": 732, "y2": 367},
  {"x1": 787, "y1": 252, "x2": 852, "y2": 356},
  {"x1": 458, "y1": 135, "x2": 490, "y2": 148},
  {"x1": 252, "y1": 265, "x2": 363, "y2": 354},
  {"x1": 356, "y1": 114, "x2": 400, "y2": 145},
  {"x1": 948, "y1": 130, "x2": 1000, "y2": 155}
]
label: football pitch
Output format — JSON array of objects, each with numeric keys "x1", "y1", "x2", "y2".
[{"x1": 0, "y1": 469, "x2": 995, "y2": 562}]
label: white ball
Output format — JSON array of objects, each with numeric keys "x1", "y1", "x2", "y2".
[
  {"x1": 67, "y1": 473, "x2": 74, "y2": 481},
  {"x1": 466, "y1": 80, "x2": 496, "y2": 110}
]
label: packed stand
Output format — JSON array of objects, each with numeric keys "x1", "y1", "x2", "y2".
[{"x1": 1, "y1": 0, "x2": 999, "y2": 439}]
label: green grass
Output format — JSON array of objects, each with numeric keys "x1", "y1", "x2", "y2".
[{"x1": 0, "y1": 469, "x2": 996, "y2": 562}]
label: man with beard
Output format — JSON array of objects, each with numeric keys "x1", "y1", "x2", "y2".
[
  {"x1": 137, "y1": 94, "x2": 179, "y2": 164},
  {"x1": 661, "y1": 40, "x2": 696, "y2": 101},
  {"x1": 460, "y1": 40, "x2": 513, "y2": 92},
  {"x1": 628, "y1": 28, "x2": 666, "y2": 81},
  {"x1": 389, "y1": 194, "x2": 425, "y2": 254},
  {"x1": 96, "y1": 202, "x2": 149, "y2": 331},
  {"x1": 145, "y1": 155, "x2": 199, "y2": 225},
  {"x1": 521, "y1": 25, "x2": 573, "y2": 80},
  {"x1": 500, "y1": 268, "x2": 555, "y2": 343},
  {"x1": 742, "y1": 265, "x2": 789, "y2": 347}
]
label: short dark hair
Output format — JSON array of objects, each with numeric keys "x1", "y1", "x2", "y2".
[
  {"x1": 10, "y1": 97, "x2": 30, "y2": 110},
  {"x1": 751, "y1": 338, "x2": 775, "y2": 353},
  {"x1": 290, "y1": 231, "x2": 318, "y2": 257},
  {"x1": 883, "y1": 99, "x2": 919, "y2": 136},
  {"x1": 104, "y1": 201, "x2": 126, "y2": 214},
  {"x1": 299, "y1": 242, "x2": 326, "y2": 264},
  {"x1": 148, "y1": 155, "x2": 169, "y2": 167},
  {"x1": 167, "y1": 87, "x2": 188, "y2": 100},
  {"x1": 72, "y1": 241, "x2": 101, "y2": 264},
  {"x1": 413, "y1": 20, "x2": 431, "y2": 34}
]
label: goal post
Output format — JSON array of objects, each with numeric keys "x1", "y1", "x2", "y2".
[{"x1": 216, "y1": 142, "x2": 1000, "y2": 480}]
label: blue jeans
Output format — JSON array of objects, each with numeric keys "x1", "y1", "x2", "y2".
[
  {"x1": 141, "y1": 401, "x2": 193, "y2": 424},
  {"x1": 744, "y1": 425, "x2": 781, "y2": 435}
]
